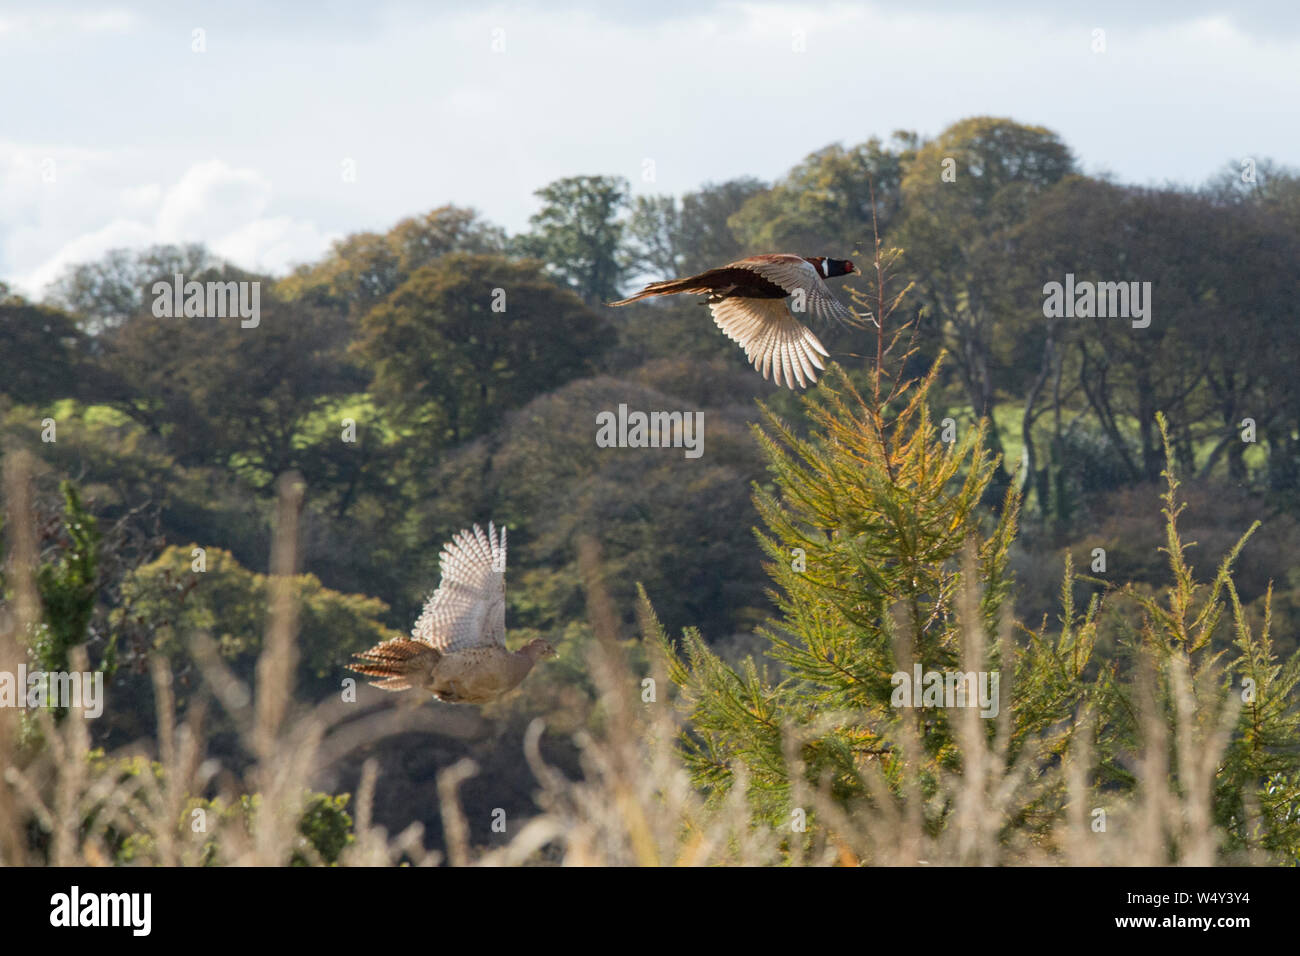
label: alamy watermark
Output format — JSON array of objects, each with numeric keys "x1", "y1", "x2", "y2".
[
  {"x1": 1042, "y1": 273, "x2": 1151, "y2": 329},
  {"x1": 891, "y1": 663, "x2": 1000, "y2": 718},
  {"x1": 50, "y1": 886, "x2": 150, "y2": 935},
  {"x1": 0, "y1": 665, "x2": 104, "y2": 717},
  {"x1": 151, "y1": 273, "x2": 260, "y2": 328},
  {"x1": 596, "y1": 404, "x2": 703, "y2": 459}
]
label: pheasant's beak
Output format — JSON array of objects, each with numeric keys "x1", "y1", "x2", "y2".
[{"x1": 853, "y1": 266, "x2": 862, "y2": 276}]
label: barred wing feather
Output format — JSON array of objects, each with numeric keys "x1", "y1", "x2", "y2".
[
  {"x1": 708, "y1": 296, "x2": 829, "y2": 389},
  {"x1": 412, "y1": 523, "x2": 507, "y2": 652}
]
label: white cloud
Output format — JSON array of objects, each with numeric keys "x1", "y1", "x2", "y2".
[
  {"x1": 120, "y1": 182, "x2": 162, "y2": 214},
  {"x1": 3, "y1": 155, "x2": 337, "y2": 296},
  {"x1": 154, "y1": 160, "x2": 274, "y2": 242},
  {"x1": 17, "y1": 219, "x2": 156, "y2": 293},
  {"x1": 211, "y1": 216, "x2": 342, "y2": 275}
]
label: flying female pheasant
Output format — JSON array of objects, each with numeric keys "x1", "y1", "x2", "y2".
[
  {"x1": 609, "y1": 254, "x2": 861, "y2": 388},
  {"x1": 349, "y1": 523, "x2": 555, "y2": 705}
]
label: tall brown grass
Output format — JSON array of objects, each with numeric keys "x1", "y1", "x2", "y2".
[{"x1": 0, "y1": 453, "x2": 1260, "y2": 866}]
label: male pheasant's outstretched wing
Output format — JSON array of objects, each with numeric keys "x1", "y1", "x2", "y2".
[
  {"x1": 729, "y1": 254, "x2": 857, "y2": 329},
  {"x1": 412, "y1": 522, "x2": 507, "y2": 652},
  {"x1": 708, "y1": 296, "x2": 828, "y2": 389}
]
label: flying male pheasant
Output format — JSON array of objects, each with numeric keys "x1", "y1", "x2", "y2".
[
  {"x1": 608, "y1": 254, "x2": 861, "y2": 388},
  {"x1": 349, "y1": 522, "x2": 555, "y2": 705}
]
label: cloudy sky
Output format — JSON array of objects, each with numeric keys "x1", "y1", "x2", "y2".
[{"x1": 2, "y1": 0, "x2": 1297, "y2": 296}]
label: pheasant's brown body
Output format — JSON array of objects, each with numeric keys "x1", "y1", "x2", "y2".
[
  {"x1": 427, "y1": 645, "x2": 545, "y2": 703},
  {"x1": 625, "y1": 267, "x2": 788, "y2": 301},
  {"x1": 348, "y1": 523, "x2": 556, "y2": 705}
]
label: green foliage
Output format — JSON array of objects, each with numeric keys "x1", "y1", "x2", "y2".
[
  {"x1": 0, "y1": 479, "x2": 121, "y2": 738},
  {"x1": 517, "y1": 175, "x2": 629, "y2": 304},
  {"x1": 32, "y1": 482, "x2": 104, "y2": 679},
  {"x1": 95, "y1": 275, "x2": 365, "y2": 487},
  {"x1": 183, "y1": 792, "x2": 355, "y2": 867},
  {"x1": 1111, "y1": 415, "x2": 1300, "y2": 859},
  {"x1": 0, "y1": 301, "x2": 88, "y2": 405},
  {"x1": 293, "y1": 792, "x2": 355, "y2": 865},
  {"x1": 357, "y1": 252, "x2": 615, "y2": 446},
  {"x1": 730, "y1": 134, "x2": 918, "y2": 254},
  {"x1": 44, "y1": 243, "x2": 217, "y2": 331},
  {"x1": 626, "y1": 178, "x2": 767, "y2": 279},
  {"x1": 84, "y1": 748, "x2": 356, "y2": 866},
  {"x1": 114, "y1": 545, "x2": 401, "y2": 697},
  {"x1": 276, "y1": 205, "x2": 507, "y2": 313},
  {"x1": 659, "y1": 383, "x2": 1300, "y2": 861},
  {"x1": 893, "y1": 117, "x2": 1076, "y2": 497},
  {"x1": 661, "y1": 358, "x2": 1022, "y2": 822}
]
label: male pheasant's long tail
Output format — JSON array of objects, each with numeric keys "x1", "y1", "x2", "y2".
[
  {"x1": 348, "y1": 639, "x2": 441, "y2": 692},
  {"x1": 608, "y1": 275, "x2": 715, "y2": 306}
]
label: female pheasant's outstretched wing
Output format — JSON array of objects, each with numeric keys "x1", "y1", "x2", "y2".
[{"x1": 411, "y1": 522, "x2": 507, "y2": 652}]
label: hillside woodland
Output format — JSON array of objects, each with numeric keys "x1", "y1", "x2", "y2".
[{"x1": 2, "y1": 117, "x2": 1298, "y2": 865}]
